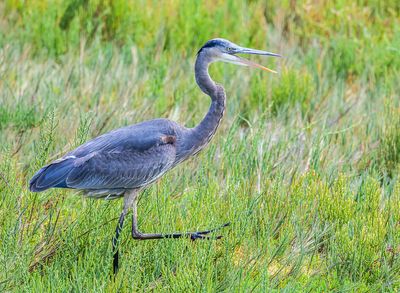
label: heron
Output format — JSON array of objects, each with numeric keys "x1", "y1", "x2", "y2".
[{"x1": 29, "y1": 38, "x2": 280, "y2": 274}]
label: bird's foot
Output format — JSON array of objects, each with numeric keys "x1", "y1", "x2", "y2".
[{"x1": 189, "y1": 222, "x2": 230, "y2": 241}]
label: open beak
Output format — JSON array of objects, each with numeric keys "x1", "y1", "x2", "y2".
[{"x1": 225, "y1": 47, "x2": 281, "y2": 73}]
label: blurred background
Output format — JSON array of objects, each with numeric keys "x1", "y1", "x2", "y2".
[{"x1": 0, "y1": 0, "x2": 400, "y2": 291}]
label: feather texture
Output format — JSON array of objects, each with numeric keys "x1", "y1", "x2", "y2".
[{"x1": 30, "y1": 119, "x2": 180, "y2": 198}]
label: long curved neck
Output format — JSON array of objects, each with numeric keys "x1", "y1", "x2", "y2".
[{"x1": 188, "y1": 52, "x2": 226, "y2": 154}]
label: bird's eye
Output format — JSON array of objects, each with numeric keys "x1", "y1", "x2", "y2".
[{"x1": 227, "y1": 47, "x2": 233, "y2": 52}]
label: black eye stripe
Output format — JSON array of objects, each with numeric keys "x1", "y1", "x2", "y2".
[
  {"x1": 202, "y1": 39, "x2": 224, "y2": 49},
  {"x1": 197, "y1": 39, "x2": 233, "y2": 54}
]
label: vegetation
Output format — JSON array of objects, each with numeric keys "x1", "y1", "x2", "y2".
[{"x1": 1, "y1": 0, "x2": 400, "y2": 291}]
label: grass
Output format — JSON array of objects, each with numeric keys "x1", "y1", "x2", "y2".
[{"x1": 1, "y1": 0, "x2": 400, "y2": 291}]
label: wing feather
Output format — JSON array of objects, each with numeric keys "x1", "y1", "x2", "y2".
[
  {"x1": 66, "y1": 144, "x2": 176, "y2": 190},
  {"x1": 30, "y1": 118, "x2": 180, "y2": 194}
]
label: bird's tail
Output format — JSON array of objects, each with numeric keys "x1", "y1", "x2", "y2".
[{"x1": 29, "y1": 158, "x2": 74, "y2": 192}]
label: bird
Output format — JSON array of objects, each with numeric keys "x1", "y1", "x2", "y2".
[{"x1": 29, "y1": 38, "x2": 280, "y2": 274}]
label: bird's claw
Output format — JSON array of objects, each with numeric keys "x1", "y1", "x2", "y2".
[{"x1": 189, "y1": 222, "x2": 230, "y2": 241}]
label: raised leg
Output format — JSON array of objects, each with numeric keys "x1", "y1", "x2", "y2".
[
  {"x1": 112, "y1": 189, "x2": 230, "y2": 275},
  {"x1": 130, "y1": 191, "x2": 230, "y2": 240}
]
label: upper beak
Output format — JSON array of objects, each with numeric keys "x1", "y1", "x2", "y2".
[{"x1": 234, "y1": 47, "x2": 281, "y2": 73}]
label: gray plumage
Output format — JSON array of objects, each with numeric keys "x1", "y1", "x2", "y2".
[
  {"x1": 31, "y1": 119, "x2": 183, "y2": 197},
  {"x1": 28, "y1": 38, "x2": 280, "y2": 274},
  {"x1": 30, "y1": 94, "x2": 226, "y2": 197}
]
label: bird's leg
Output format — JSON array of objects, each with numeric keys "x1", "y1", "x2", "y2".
[
  {"x1": 112, "y1": 191, "x2": 137, "y2": 275},
  {"x1": 161, "y1": 222, "x2": 231, "y2": 240},
  {"x1": 112, "y1": 211, "x2": 126, "y2": 275},
  {"x1": 130, "y1": 192, "x2": 230, "y2": 240}
]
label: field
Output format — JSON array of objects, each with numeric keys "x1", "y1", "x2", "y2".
[{"x1": 1, "y1": 0, "x2": 400, "y2": 291}]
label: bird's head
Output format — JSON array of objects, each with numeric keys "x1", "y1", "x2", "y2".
[{"x1": 198, "y1": 38, "x2": 281, "y2": 73}]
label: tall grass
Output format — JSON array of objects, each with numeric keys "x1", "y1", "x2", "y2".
[{"x1": 1, "y1": 0, "x2": 400, "y2": 291}]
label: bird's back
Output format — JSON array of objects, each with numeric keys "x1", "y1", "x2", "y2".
[{"x1": 30, "y1": 118, "x2": 184, "y2": 198}]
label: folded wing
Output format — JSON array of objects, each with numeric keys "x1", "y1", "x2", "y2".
[{"x1": 30, "y1": 120, "x2": 177, "y2": 197}]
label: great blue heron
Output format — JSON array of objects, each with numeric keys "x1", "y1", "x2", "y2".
[{"x1": 29, "y1": 38, "x2": 280, "y2": 274}]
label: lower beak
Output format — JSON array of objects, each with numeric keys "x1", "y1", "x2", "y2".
[
  {"x1": 235, "y1": 55, "x2": 278, "y2": 73},
  {"x1": 235, "y1": 48, "x2": 281, "y2": 73}
]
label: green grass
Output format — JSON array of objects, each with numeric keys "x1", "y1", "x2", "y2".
[{"x1": 1, "y1": 0, "x2": 400, "y2": 291}]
